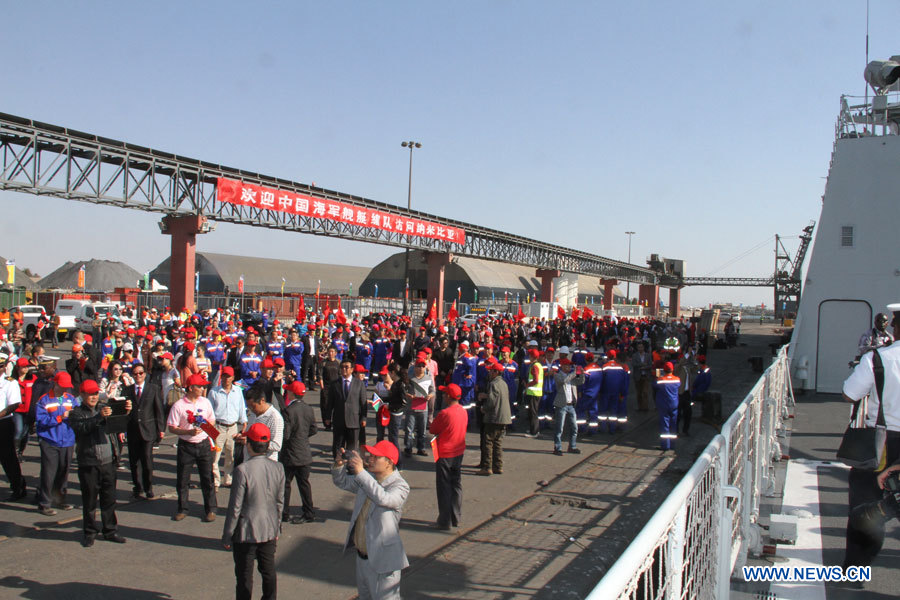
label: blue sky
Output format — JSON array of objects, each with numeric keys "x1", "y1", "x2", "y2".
[{"x1": 1, "y1": 1, "x2": 896, "y2": 307}]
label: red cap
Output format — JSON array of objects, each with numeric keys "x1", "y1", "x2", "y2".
[
  {"x1": 424, "y1": 347, "x2": 433, "y2": 355},
  {"x1": 80, "y1": 380, "x2": 100, "y2": 394},
  {"x1": 439, "y1": 383, "x2": 462, "y2": 400},
  {"x1": 246, "y1": 422, "x2": 271, "y2": 442},
  {"x1": 262, "y1": 358, "x2": 275, "y2": 369},
  {"x1": 221, "y1": 366, "x2": 235, "y2": 377},
  {"x1": 354, "y1": 364, "x2": 368, "y2": 373},
  {"x1": 16, "y1": 357, "x2": 30, "y2": 368},
  {"x1": 72, "y1": 344, "x2": 84, "y2": 353},
  {"x1": 362, "y1": 440, "x2": 399, "y2": 466},
  {"x1": 379, "y1": 365, "x2": 389, "y2": 375},
  {"x1": 84, "y1": 334, "x2": 92, "y2": 343},
  {"x1": 586, "y1": 352, "x2": 595, "y2": 362},
  {"x1": 458, "y1": 341, "x2": 469, "y2": 349},
  {"x1": 487, "y1": 360, "x2": 504, "y2": 371},
  {"x1": 161, "y1": 352, "x2": 174, "y2": 360},
  {"x1": 500, "y1": 346, "x2": 511, "y2": 353},
  {"x1": 283, "y1": 380, "x2": 306, "y2": 396},
  {"x1": 54, "y1": 372, "x2": 73, "y2": 389},
  {"x1": 274, "y1": 357, "x2": 285, "y2": 367},
  {"x1": 183, "y1": 341, "x2": 195, "y2": 352},
  {"x1": 546, "y1": 347, "x2": 555, "y2": 353},
  {"x1": 663, "y1": 361, "x2": 674, "y2": 373},
  {"x1": 559, "y1": 358, "x2": 573, "y2": 366},
  {"x1": 186, "y1": 373, "x2": 210, "y2": 387},
  {"x1": 415, "y1": 358, "x2": 427, "y2": 366}
]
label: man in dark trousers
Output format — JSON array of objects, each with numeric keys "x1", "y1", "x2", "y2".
[
  {"x1": 124, "y1": 364, "x2": 165, "y2": 499},
  {"x1": 68, "y1": 379, "x2": 130, "y2": 546},
  {"x1": 324, "y1": 359, "x2": 367, "y2": 458},
  {"x1": 429, "y1": 383, "x2": 468, "y2": 530},
  {"x1": 280, "y1": 380, "x2": 318, "y2": 524},
  {"x1": 222, "y1": 423, "x2": 285, "y2": 600}
]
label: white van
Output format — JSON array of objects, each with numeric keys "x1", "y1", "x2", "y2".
[
  {"x1": 74, "y1": 302, "x2": 122, "y2": 332},
  {"x1": 54, "y1": 299, "x2": 90, "y2": 340}
]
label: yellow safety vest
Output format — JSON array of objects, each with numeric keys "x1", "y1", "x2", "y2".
[{"x1": 526, "y1": 362, "x2": 544, "y2": 396}]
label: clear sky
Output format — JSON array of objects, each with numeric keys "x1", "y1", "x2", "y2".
[{"x1": 1, "y1": 1, "x2": 896, "y2": 308}]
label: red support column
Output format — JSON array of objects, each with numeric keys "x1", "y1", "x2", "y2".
[
  {"x1": 536, "y1": 269, "x2": 561, "y2": 303},
  {"x1": 639, "y1": 284, "x2": 660, "y2": 316},
  {"x1": 668, "y1": 287, "x2": 682, "y2": 319},
  {"x1": 162, "y1": 215, "x2": 208, "y2": 313},
  {"x1": 601, "y1": 279, "x2": 618, "y2": 310},
  {"x1": 425, "y1": 252, "x2": 452, "y2": 320}
]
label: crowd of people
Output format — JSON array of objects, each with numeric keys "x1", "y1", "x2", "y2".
[{"x1": 0, "y1": 302, "x2": 716, "y2": 598}]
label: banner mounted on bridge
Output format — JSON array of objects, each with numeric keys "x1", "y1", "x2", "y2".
[{"x1": 216, "y1": 177, "x2": 465, "y2": 245}]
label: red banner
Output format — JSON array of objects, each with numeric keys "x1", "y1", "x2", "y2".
[{"x1": 216, "y1": 177, "x2": 466, "y2": 245}]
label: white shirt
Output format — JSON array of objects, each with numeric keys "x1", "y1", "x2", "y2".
[
  {"x1": 0, "y1": 376, "x2": 21, "y2": 420},
  {"x1": 245, "y1": 405, "x2": 284, "y2": 461},
  {"x1": 843, "y1": 342, "x2": 900, "y2": 430}
]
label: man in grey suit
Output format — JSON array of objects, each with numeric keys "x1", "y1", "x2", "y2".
[
  {"x1": 325, "y1": 359, "x2": 368, "y2": 458},
  {"x1": 332, "y1": 440, "x2": 409, "y2": 600},
  {"x1": 222, "y1": 423, "x2": 285, "y2": 600}
]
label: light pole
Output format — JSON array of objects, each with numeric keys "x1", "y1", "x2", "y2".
[
  {"x1": 625, "y1": 231, "x2": 635, "y2": 303},
  {"x1": 401, "y1": 140, "x2": 421, "y2": 315}
]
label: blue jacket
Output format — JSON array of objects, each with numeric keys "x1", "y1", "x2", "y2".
[
  {"x1": 283, "y1": 341, "x2": 304, "y2": 376},
  {"x1": 692, "y1": 367, "x2": 712, "y2": 397},
  {"x1": 451, "y1": 354, "x2": 478, "y2": 389},
  {"x1": 580, "y1": 363, "x2": 604, "y2": 400},
  {"x1": 653, "y1": 375, "x2": 681, "y2": 408},
  {"x1": 35, "y1": 392, "x2": 80, "y2": 447},
  {"x1": 600, "y1": 361, "x2": 630, "y2": 399},
  {"x1": 500, "y1": 359, "x2": 518, "y2": 400},
  {"x1": 372, "y1": 337, "x2": 391, "y2": 370},
  {"x1": 355, "y1": 342, "x2": 373, "y2": 372}
]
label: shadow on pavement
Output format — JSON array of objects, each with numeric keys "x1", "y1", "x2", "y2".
[{"x1": 0, "y1": 576, "x2": 174, "y2": 600}]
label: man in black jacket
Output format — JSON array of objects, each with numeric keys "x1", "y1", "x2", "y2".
[
  {"x1": 392, "y1": 329, "x2": 413, "y2": 370},
  {"x1": 280, "y1": 380, "x2": 318, "y2": 524},
  {"x1": 123, "y1": 365, "x2": 165, "y2": 499},
  {"x1": 68, "y1": 379, "x2": 130, "y2": 547},
  {"x1": 324, "y1": 360, "x2": 367, "y2": 458},
  {"x1": 66, "y1": 343, "x2": 98, "y2": 389}
]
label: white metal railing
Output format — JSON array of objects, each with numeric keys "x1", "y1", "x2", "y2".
[{"x1": 586, "y1": 346, "x2": 793, "y2": 600}]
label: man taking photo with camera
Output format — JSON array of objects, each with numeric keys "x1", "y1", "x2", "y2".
[
  {"x1": 841, "y1": 302, "x2": 900, "y2": 570},
  {"x1": 332, "y1": 440, "x2": 409, "y2": 600}
]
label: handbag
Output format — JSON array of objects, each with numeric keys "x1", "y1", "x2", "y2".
[{"x1": 836, "y1": 350, "x2": 889, "y2": 470}]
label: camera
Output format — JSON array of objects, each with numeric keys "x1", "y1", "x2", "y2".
[{"x1": 848, "y1": 471, "x2": 900, "y2": 537}]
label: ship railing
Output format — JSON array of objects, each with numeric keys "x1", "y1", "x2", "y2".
[
  {"x1": 585, "y1": 346, "x2": 793, "y2": 600},
  {"x1": 836, "y1": 92, "x2": 900, "y2": 139}
]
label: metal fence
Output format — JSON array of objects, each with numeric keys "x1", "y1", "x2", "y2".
[{"x1": 586, "y1": 346, "x2": 793, "y2": 600}]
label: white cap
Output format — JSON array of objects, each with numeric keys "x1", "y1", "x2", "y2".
[
  {"x1": 558, "y1": 346, "x2": 570, "y2": 355},
  {"x1": 527, "y1": 340, "x2": 538, "y2": 347},
  {"x1": 122, "y1": 343, "x2": 134, "y2": 351},
  {"x1": 888, "y1": 303, "x2": 900, "y2": 313}
]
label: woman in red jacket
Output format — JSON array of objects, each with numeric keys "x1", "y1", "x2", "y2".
[{"x1": 13, "y1": 357, "x2": 36, "y2": 458}]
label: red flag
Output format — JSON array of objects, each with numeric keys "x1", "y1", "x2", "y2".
[
  {"x1": 237, "y1": 275, "x2": 244, "y2": 294},
  {"x1": 335, "y1": 297, "x2": 347, "y2": 324},
  {"x1": 583, "y1": 306, "x2": 594, "y2": 320},
  {"x1": 571, "y1": 304, "x2": 581, "y2": 320},
  {"x1": 447, "y1": 300, "x2": 459, "y2": 321},
  {"x1": 296, "y1": 295, "x2": 306, "y2": 322},
  {"x1": 515, "y1": 303, "x2": 525, "y2": 322},
  {"x1": 322, "y1": 302, "x2": 332, "y2": 320},
  {"x1": 427, "y1": 299, "x2": 436, "y2": 322},
  {"x1": 557, "y1": 305, "x2": 566, "y2": 320}
]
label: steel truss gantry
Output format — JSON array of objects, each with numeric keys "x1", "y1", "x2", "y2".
[
  {"x1": 0, "y1": 112, "x2": 660, "y2": 285},
  {"x1": 680, "y1": 276, "x2": 774, "y2": 287}
]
